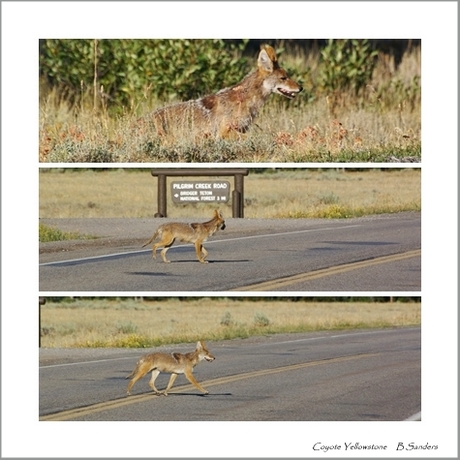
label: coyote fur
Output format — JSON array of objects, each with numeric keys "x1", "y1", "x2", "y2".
[
  {"x1": 145, "y1": 45, "x2": 302, "y2": 140},
  {"x1": 142, "y1": 209, "x2": 226, "y2": 263},
  {"x1": 126, "y1": 341, "x2": 215, "y2": 396}
]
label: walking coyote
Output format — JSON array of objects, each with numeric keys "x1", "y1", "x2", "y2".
[
  {"x1": 126, "y1": 341, "x2": 215, "y2": 396},
  {"x1": 146, "y1": 45, "x2": 302, "y2": 140},
  {"x1": 142, "y1": 209, "x2": 226, "y2": 263}
]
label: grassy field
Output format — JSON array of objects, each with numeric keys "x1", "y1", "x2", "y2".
[
  {"x1": 39, "y1": 46, "x2": 421, "y2": 163},
  {"x1": 40, "y1": 297, "x2": 421, "y2": 348},
  {"x1": 39, "y1": 168, "x2": 421, "y2": 221}
]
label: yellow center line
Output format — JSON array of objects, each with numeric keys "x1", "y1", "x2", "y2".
[
  {"x1": 232, "y1": 249, "x2": 421, "y2": 291},
  {"x1": 40, "y1": 352, "x2": 378, "y2": 421}
]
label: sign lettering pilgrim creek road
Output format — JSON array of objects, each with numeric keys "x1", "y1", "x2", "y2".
[{"x1": 171, "y1": 181, "x2": 230, "y2": 203}]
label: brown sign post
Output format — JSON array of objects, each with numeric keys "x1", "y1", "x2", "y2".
[{"x1": 150, "y1": 168, "x2": 249, "y2": 218}]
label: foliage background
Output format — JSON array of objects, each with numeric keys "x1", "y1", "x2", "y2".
[{"x1": 40, "y1": 39, "x2": 250, "y2": 111}]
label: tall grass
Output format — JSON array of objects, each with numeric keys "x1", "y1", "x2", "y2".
[
  {"x1": 40, "y1": 297, "x2": 421, "y2": 348},
  {"x1": 39, "y1": 47, "x2": 420, "y2": 163},
  {"x1": 39, "y1": 168, "x2": 421, "y2": 220}
]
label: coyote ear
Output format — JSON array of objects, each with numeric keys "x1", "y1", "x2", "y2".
[
  {"x1": 259, "y1": 45, "x2": 277, "y2": 72},
  {"x1": 258, "y1": 48, "x2": 274, "y2": 72},
  {"x1": 197, "y1": 341, "x2": 203, "y2": 349}
]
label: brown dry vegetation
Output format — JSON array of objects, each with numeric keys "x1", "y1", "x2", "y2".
[
  {"x1": 39, "y1": 168, "x2": 420, "y2": 220},
  {"x1": 40, "y1": 298, "x2": 421, "y2": 348},
  {"x1": 39, "y1": 46, "x2": 421, "y2": 163}
]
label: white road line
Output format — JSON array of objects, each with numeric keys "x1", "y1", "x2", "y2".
[
  {"x1": 40, "y1": 356, "x2": 135, "y2": 369},
  {"x1": 39, "y1": 249, "x2": 147, "y2": 267},
  {"x1": 39, "y1": 224, "x2": 361, "y2": 267},
  {"x1": 39, "y1": 327, "x2": 411, "y2": 369}
]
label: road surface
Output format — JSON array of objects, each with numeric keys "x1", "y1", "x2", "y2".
[
  {"x1": 39, "y1": 212, "x2": 421, "y2": 292},
  {"x1": 39, "y1": 328, "x2": 421, "y2": 421}
]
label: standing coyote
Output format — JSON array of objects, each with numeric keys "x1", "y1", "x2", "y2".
[
  {"x1": 142, "y1": 209, "x2": 226, "y2": 263},
  {"x1": 146, "y1": 45, "x2": 302, "y2": 140},
  {"x1": 126, "y1": 341, "x2": 215, "y2": 396}
]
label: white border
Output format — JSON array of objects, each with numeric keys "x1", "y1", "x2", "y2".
[{"x1": 2, "y1": 1, "x2": 458, "y2": 458}]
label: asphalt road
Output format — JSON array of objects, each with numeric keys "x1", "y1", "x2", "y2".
[
  {"x1": 39, "y1": 212, "x2": 421, "y2": 292},
  {"x1": 39, "y1": 327, "x2": 421, "y2": 421}
]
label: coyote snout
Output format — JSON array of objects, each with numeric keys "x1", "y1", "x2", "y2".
[
  {"x1": 142, "y1": 209, "x2": 226, "y2": 263},
  {"x1": 145, "y1": 44, "x2": 302, "y2": 140},
  {"x1": 126, "y1": 341, "x2": 215, "y2": 396}
]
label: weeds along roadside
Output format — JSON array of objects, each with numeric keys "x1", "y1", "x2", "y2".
[{"x1": 39, "y1": 298, "x2": 421, "y2": 348}]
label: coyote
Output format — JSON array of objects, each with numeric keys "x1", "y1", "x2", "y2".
[
  {"x1": 142, "y1": 209, "x2": 226, "y2": 263},
  {"x1": 126, "y1": 341, "x2": 215, "y2": 396},
  {"x1": 146, "y1": 45, "x2": 302, "y2": 140}
]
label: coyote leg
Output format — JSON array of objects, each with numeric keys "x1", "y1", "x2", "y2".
[
  {"x1": 153, "y1": 238, "x2": 175, "y2": 262},
  {"x1": 159, "y1": 247, "x2": 172, "y2": 263},
  {"x1": 195, "y1": 241, "x2": 209, "y2": 263},
  {"x1": 184, "y1": 369, "x2": 209, "y2": 394},
  {"x1": 127, "y1": 375, "x2": 143, "y2": 395},
  {"x1": 127, "y1": 365, "x2": 150, "y2": 395},
  {"x1": 148, "y1": 369, "x2": 162, "y2": 394},
  {"x1": 162, "y1": 373, "x2": 178, "y2": 395}
]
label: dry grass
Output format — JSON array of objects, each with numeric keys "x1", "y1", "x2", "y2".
[
  {"x1": 39, "y1": 95, "x2": 420, "y2": 163},
  {"x1": 39, "y1": 47, "x2": 421, "y2": 163},
  {"x1": 39, "y1": 168, "x2": 420, "y2": 219},
  {"x1": 40, "y1": 298, "x2": 421, "y2": 348}
]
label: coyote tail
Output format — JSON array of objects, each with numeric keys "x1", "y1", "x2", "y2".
[
  {"x1": 142, "y1": 229, "x2": 160, "y2": 248},
  {"x1": 126, "y1": 361, "x2": 141, "y2": 379}
]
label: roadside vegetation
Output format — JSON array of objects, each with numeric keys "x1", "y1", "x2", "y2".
[
  {"x1": 39, "y1": 222, "x2": 95, "y2": 242},
  {"x1": 39, "y1": 39, "x2": 421, "y2": 163},
  {"x1": 39, "y1": 168, "x2": 421, "y2": 222},
  {"x1": 40, "y1": 297, "x2": 421, "y2": 348}
]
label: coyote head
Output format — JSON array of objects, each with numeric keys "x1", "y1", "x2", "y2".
[
  {"x1": 259, "y1": 45, "x2": 303, "y2": 99},
  {"x1": 197, "y1": 341, "x2": 215, "y2": 362},
  {"x1": 213, "y1": 209, "x2": 226, "y2": 230}
]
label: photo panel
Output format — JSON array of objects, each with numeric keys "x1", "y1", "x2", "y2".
[
  {"x1": 39, "y1": 295, "x2": 421, "y2": 423},
  {"x1": 39, "y1": 166, "x2": 421, "y2": 293},
  {"x1": 39, "y1": 38, "x2": 421, "y2": 165}
]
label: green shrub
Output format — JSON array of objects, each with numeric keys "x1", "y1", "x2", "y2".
[
  {"x1": 220, "y1": 311, "x2": 235, "y2": 327},
  {"x1": 253, "y1": 312, "x2": 270, "y2": 327},
  {"x1": 318, "y1": 39, "x2": 378, "y2": 94},
  {"x1": 40, "y1": 39, "x2": 249, "y2": 111},
  {"x1": 373, "y1": 75, "x2": 421, "y2": 112},
  {"x1": 39, "y1": 223, "x2": 96, "y2": 242},
  {"x1": 317, "y1": 192, "x2": 340, "y2": 205},
  {"x1": 116, "y1": 321, "x2": 138, "y2": 335},
  {"x1": 39, "y1": 223, "x2": 79, "y2": 242}
]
